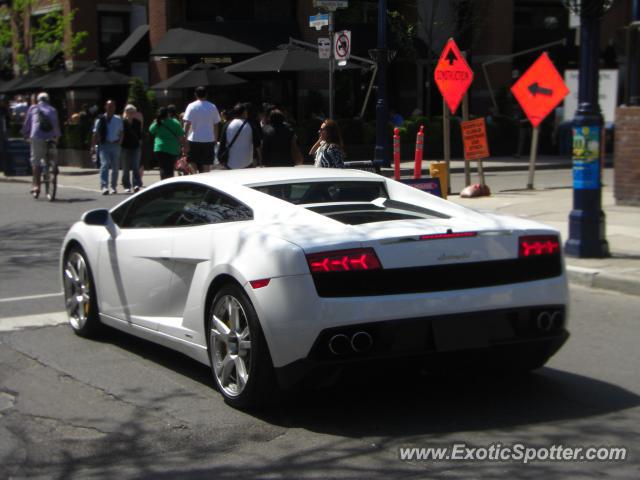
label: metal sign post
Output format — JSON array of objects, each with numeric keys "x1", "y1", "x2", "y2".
[
  {"x1": 314, "y1": 0, "x2": 348, "y2": 120},
  {"x1": 328, "y1": 11, "x2": 335, "y2": 119},
  {"x1": 462, "y1": 86, "x2": 471, "y2": 187},
  {"x1": 527, "y1": 127, "x2": 540, "y2": 189},
  {"x1": 511, "y1": 52, "x2": 569, "y2": 190},
  {"x1": 443, "y1": 98, "x2": 451, "y2": 195}
]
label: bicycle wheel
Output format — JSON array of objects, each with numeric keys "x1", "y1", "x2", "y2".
[
  {"x1": 47, "y1": 163, "x2": 57, "y2": 201},
  {"x1": 42, "y1": 165, "x2": 51, "y2": 200}
]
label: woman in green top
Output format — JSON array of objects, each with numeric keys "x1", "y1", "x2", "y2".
[{"x1": 149, "y1": 106, "x2": 185, "y2": 180}]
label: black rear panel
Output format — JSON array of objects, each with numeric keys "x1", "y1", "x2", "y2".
[{"x1": 311, "y1": 255, "x2": 562, "y2": 297}]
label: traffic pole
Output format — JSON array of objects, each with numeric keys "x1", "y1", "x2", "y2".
[
  {"x1": 393, "y1": 127, "x2": 401, "y2": 180},
  {"x1": 565, "y1": 0, "x2": 609, "y2": 258},
  {"x1": 414, "y1": 125, "x2": 424, "y2": 179}
]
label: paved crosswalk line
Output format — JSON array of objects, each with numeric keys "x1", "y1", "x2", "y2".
[{"x1": 0, "y1": 312, "x2": 67, "y2": 332}]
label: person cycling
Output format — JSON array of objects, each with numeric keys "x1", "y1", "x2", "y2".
[{"x1": 21, "y1": 92, "x2": 61, "y2": 197}]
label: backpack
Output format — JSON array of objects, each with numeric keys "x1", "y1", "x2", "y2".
[{"x1": 37, "y1": 107, "x2": 53, "y2": 133}]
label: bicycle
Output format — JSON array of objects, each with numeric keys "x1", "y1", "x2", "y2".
[{"x1": 32, "y1": 140, "x2": 58, "y2": 201}]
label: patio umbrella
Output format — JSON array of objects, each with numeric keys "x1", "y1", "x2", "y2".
[
  {"x1": 0, "y1": 74, "x2": 38, "y2": 94},
  {"x1": 151, "y1": 63, "x2": 246, "y2": 90},
  {"x1": 224, "y1": 45, "x2": 359, "y2": 73},
  {"x1": 14, "y1": 69, "x2": 71, "y2": 92},
  {"x1": 49, "y1": 65, "x2": 132, "y2": 89}
]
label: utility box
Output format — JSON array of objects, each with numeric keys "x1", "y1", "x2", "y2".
[
  {"x1": 3, "y1": 138, "x2": 31, "y2": 176},
  {"x1": 430, "y1": 161, "x2": 448, "y2": 199}
]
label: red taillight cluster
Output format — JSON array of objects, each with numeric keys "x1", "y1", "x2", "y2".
[
  {"x1": 306, "y1": 248, "x2": 382, "y2": 273},
  {"x1": 519, "y1": 235, "x2": 560, "y2": 257}
]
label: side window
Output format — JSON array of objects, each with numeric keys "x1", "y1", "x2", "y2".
[
  {"x1": 120, "y1": 183, "x2": 208, "y2": 228},
  {"x1": 185, "y1": 189, "x2": 253, "y2": 225}
]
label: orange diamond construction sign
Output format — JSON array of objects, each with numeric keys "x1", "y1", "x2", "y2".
[
  {"x1": 510, "y1": 52, "x2": 569, "y2": 128},
  {"x1": 434, "y1": 38, "x2": 473, "y2": 114}
]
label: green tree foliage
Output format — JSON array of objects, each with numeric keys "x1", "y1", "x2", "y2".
[
  {"x1": 0, "y1": 0, "x2": 87, "y2": 74},
  {"x1": 127, "y1": 77, "x2": 157, "y2": 125}
]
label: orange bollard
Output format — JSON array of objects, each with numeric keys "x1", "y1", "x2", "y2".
[
  {"x1": 393, "y1": 127, "x2": 400, "y2": 180},
  {"x1": 414, "y1": 125, "x2": 424, "y2": 179}
]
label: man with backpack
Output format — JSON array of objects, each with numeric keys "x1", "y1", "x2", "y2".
[
  {"x1": 91, "y1": 100, "x2": 123, "y2": 195},
  {"x1": 21, "y1": 92, "x2": 61, "y2": 197}
]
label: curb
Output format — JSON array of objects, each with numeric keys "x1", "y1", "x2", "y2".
[
  {"x1": 380, "y1": 163, "x2": 572, "y2": 177},
  {"x1": 566, "y1": 266, "x2": 640, "y2": 297}
]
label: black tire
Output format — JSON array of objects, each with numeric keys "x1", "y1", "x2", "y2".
[
  {"x1": 207, "y1": 283, "x2": 277, "y2": 409},
  {"x1": 46, "y1": 166, "x2": 57, "y2": 201},
  {"x1": 62, "y1": 247, "x2": 102, "y2": 338}
]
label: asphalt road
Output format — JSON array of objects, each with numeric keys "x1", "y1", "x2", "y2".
[{"x1": 1, "y1": 169, "x2": 637, "y2": 479}]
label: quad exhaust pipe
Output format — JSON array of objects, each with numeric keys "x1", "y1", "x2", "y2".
[
  {"x1": 328, "y1": 331, "x2": 373, "y2": 355},
  {"x1": 535, "y1": 310, "x2": 563, "y2": 332}
]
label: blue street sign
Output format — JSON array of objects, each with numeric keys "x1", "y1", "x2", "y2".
[{"x1": 309, "y1": 13, "x2": 329, "y2": 30}]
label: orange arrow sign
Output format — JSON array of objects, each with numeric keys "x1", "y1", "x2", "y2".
[
  {"x1": 434, "y1": 38, "x2": 474, "y2": 114},
  {"x1": 510, "y1": 52, "x2": 569, "y2": 128}
]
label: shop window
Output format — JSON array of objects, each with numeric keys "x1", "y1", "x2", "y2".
[{"x1": 98, "y1": 12, "x2": 129, "y2": 64}]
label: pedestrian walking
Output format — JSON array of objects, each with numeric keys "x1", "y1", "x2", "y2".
[
  {"x1": 261, "y1": 109, "x2": 303, "y2": 167},
  {"x1": 244, "y1": 102, "x2": 263, "y2": 166},
  {"x1": 21, "y1": 92, "x2": 61, "y2": 196},
  {"x1": 120, "y1": 104, "x2": 143, "y2": 193},
  {"x1": 218, "y1": 103, "x2": 253, "y2": 170},
  {"x1": 183, "y1": 86, "x2": 221, "y2": 173},
  {"x1": 149, "y1": 106, "x2": 184, "y2": 180},
  {"x1": 309, "y1": 119, "x2": 344, "y2": 168},
  {"x1": 91, "y1": 100, "x2": 123, "y2": 195}
]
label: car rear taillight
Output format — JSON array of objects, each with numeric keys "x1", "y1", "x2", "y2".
[
  {"x1": 519, "y1": 235, "x2": 560, "y2": 257},
  {"x1": 306, "y1": 248, "x2": 382, "y2": 273}
]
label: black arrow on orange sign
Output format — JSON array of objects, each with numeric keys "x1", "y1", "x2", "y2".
[
  {"x1": 445, "y1": 48, "x2": 457, "y2": 66},
  {"x1": 528, "y1": 82, "x2": 553, "y2": 96}
]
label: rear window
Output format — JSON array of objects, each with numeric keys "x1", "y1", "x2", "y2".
[
  {"x1": 307, "y1": 201, "x2": 448, "y2": 225},
  {"x1": 252, "y1": 181, "x2": 388, "y2": 205}
]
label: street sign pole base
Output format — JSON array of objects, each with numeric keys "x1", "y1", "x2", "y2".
[{"x1": 565, "y1": 198, "x2": 610, "y2": 258}]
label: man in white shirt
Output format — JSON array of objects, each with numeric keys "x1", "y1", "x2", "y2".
[
  {"x1": 183, "y1": 86, "x2": 221, "y2": 172},
  {"x1": 224, "y1": 103, "x2": 253, "y2": 170}
]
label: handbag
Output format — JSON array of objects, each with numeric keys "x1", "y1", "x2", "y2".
[
  {"x1": 174, "y1": 155, "x2": 196, "y2": 175},
  {"x1": 217, "y1": 120, "x2": 247, "y2": 165}
]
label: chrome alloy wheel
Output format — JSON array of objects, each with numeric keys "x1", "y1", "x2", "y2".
[
  {"x1": 63, "y1": 252, "x2": 92, "y2": 330},
  {"x1": 210, "y1": 295, "x2": 252, "y2": 397}
]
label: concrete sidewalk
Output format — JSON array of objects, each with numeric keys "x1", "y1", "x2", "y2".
[{"x1": 2, "y1": 163, "x2": 639, "y2": 297}]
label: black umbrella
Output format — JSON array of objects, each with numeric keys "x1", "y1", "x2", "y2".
[
  {"x1": 49, "y1": 65, "x2": 132, "y2": 89},
  {"x1": 0, "y1": 73, "x2": 38, "y2": 94},
  {"x1": 224, "y1": 45, "x2": 358, "y2": 73},
  {"x1": 151, "y1": 63, "x2": 246, "y2": 90},
  {"x1": 14, "y1": 69, "x2": 71, "y2": 92}
]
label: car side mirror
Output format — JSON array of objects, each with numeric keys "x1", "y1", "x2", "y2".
[{"x1": 82, "y1": 209, "x2": 110, "y2": 226}]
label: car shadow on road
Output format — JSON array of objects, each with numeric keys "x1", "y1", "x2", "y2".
[{"x1": 98, "y1": 326, "x2": 640, "y2": 438}]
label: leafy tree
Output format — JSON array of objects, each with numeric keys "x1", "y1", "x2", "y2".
[
  {"x1": 0, "y1": 0, "x2": 87, "y2": 74},
  {"x1": 127, "y1": 77, "x2": 157, "y2": 125}
]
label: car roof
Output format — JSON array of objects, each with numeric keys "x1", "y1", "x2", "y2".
[{"x1": 171, "y1": 167, "x2": 383, "y2": 188}]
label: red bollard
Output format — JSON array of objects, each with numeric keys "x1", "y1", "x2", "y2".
[
  {"x1": 414, "y1": 125, "x2": 425, "y2": 179},
  {"x1": 393, "y1": 127, "x2": 400, "y2": 180}
]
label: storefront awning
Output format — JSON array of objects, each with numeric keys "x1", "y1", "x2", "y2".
[
  {"x1": 150, "y1": 22, "x2": 296, "y2": 57},
  {"x1": 108, "y1": 25, "x2": 150, "y2": 62}
]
